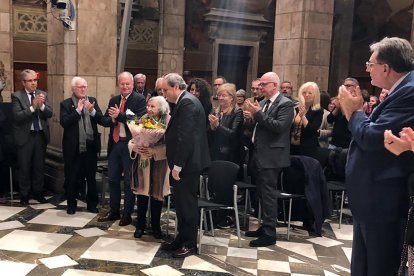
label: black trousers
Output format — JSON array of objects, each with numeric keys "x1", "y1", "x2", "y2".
[
  {"x1": 16, "y1": 131, "x2": 46, "y2": 197},
  {"x1": 170, "y1": 172, "x2": 199, "y2": 248},
  {"x1": 64, "y1": 142, "x2": 99, "y2": 210},
  {"x1": 136, "y1": 195, "x2": 163, "y2": 231}
]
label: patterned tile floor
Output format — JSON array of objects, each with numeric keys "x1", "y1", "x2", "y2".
[{"x1": 0, "y1": 196, "x2": 353, "y2": 276}]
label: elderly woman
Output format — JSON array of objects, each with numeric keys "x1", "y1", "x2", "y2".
[
  {"x1": 290, "y1": 82, "x2": 323, "y2": 160},
  {"x1": 236, "y1": 89, "x2": 246, "y2": 108},
  {"x1": 128, "y1": 96, "x2": 170, "y2": 239}
]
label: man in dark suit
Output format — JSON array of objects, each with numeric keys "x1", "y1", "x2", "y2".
[
  {"x1": 133, "y1": 73, "x2": 152, "y2": 101},
  {"x1": 339, "y1": 37, "x2": 414, "y2": 276},
  {"x1": 244, "y1": 72, "x2": 295, "y2": 247},
  {"x1": 98, "y1": 72, "x2": 146, "y2": 226},
  {"x1": 12, "y1": 69, "x2": 52, "y2": 205},
  {"x1": 161, "y1": 73, "x2": 210, "y2": 258},
  {"x1": 60, "y1": 77, "x2": 103, "y2": 215}
]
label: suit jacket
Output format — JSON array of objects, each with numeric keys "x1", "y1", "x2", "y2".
[
  {"x1": 347, "y1": 70, "x2": 414, "y2": 223},
  {"x1": 60, "y1": 96, "x2": 103, "y2": 161},
  {"x1": 101, "y1": 92, "x2": 147, "y2": 155},
  {"x1": 253, "y1": 93, "x2": 295, "y2": 168},
  {"x1": 12, "y1": 89, "x2": 53, "y2": 146},
  {"x1": 165, "y1": 91, "x2": 210, "y2": 175}
]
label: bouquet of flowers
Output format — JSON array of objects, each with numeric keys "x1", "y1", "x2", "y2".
[{"x1": 127, "y1": 114, "x2": 166, "y2": 168}]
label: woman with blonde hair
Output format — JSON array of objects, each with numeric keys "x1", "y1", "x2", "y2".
[{"x1": 290, "y1": 82, "x2": 323, "y2": 160}]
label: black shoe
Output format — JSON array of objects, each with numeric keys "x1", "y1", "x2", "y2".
[
  {"x1": 245, "y1": 227, "x2": 263, "y2": 237},
  {"x1": 67, "y1": 209, "x2": 76, "y2": 215},
  {"x1": 97, "y1": 211, "x2": 120, "y2": 222},
  {"x1": 249, "y1": 234, "x2": 276, "y2": 247},
  {"x1": 134, "y1": 229, "x2": 144, "y2": 239},
  {"x1": 172, "y1": 246, "x2": 197, "y2": 258},
  {"x1": 152, "y1": 230, "x2": 163, "y2": 239},
  {"x1": 217, "y1": 216, "x2": 235, "y2": 229},
  {"x1": 161, "y1": 240, "x2": 181, "y2": 251},
  {"x1": 87, "y1": 207, "x2": 99, "y2": 214},
  {"x1": 20, "y1": 197, "x2": 29, "y2": 206},
  {"x1": 119, "y1": 213, "x2": 132, "y2": 226},
  {"x1": 34, "y1": 195, "x2": 47, "y2": 203}
]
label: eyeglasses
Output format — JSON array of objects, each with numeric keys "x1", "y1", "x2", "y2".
[
  {"x1": 75, "y1": 85, "x2": 87, "y2": 89},
  {"x1": 24, "y1": 79, "x2": 38, "y2": 83},
  {"x1": 365, "y1": 61, "x2": 384, "y2": 69},
  {"x1": 259, "y1": 82, "x2": 276, "y2": 87},
  {"x1": 213, "y1": 83, "x2": 222, "y2": 86}
]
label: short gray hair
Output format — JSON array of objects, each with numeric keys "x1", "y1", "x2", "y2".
[
  {"x1": 118, "y1": 71, "x2": 134, "y2": 82},
  {"x1": 71, "y1": 76, "x2": 87, "y2": 87},
  {"x1": 370, "y1": 37, "x2": 414, "y2": 73},
  {"x1": 164, "y1": 73, "x2": 187, "y2": 90},
  {"x1": 148, "y1": 96, "x2": 170, "y2": 116},
  {"x1": 20, "y1": 69, "x2": 36, "y2": 81},
  {"x1": 134, "y1": 73, "x2": 146, "y2": 82},
  {"x1": 343, "y1": 77, "x2": 359, "y2": 86}
]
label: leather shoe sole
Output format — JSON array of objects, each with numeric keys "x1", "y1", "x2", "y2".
[
  {"x1": 249, "y1": 235, "x2": 276, "y2": 247},
  {"x1": 119, "y1": 214, "x2": 132, "y2": 226},
  {"x1": 245, "y1": 228, "x2": 263, "y2": 237},
  {"x1": 172, "y1": 246, "x2": 197, "y2": 258},
  {"x1": 97, "y1": 212, "x2": 120, "y2": 222}
]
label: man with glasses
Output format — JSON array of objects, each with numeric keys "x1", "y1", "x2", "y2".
[
  {"x1": 339, "y1": 37, "x2": 414, "y2": 275},
  {"x1": 244, "y1": 72, "x2": 294, "y2": 247},
  {"x1": 280, "y1": 81, "x2": 297, "y2": 103},
  {"x1": 12, "y1": 69, "x2": 53, "y2": 205},
  {"x1": 60, "y1": 77, "x2": 103, "y2": 215}
]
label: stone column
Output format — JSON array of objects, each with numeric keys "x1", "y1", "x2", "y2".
[
  {"x1": 47, "y1": 0, "x2": 117, "y2": 191},
  {"x1": 0, "y1": 0, "x2": 13, "y2": 102},
  {"x1": 273, "y1": 0, "x2": 334, "y2": 95},
  {"x1": 157, "y1": 0, "x2": 185, "y2": 76}
]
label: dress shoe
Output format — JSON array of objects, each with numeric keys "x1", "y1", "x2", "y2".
[
  {"x1": 87, "y1": 207, "x2": 99, "y2": 214},
  {"x1": 20, "y1": 197, "x2": 29, "y2": 206},
  {"x1": 97, "y1": 211, "x2": 120, "y2": 222},
  {"x1": 119, "y1": 213, "x2": 132, "y2": 226},
  {"x1": 249, "y1": 234, "x2": 276, "y2": 247},
  {"x1": 152, "y1": 230, "x2": 163, "y2": 239},
  {"x1": 133, "y1": 229, "x2": 144, "y2": 239},
  {"x1": 67, "y1": 209, "x2": 76, "y2": 215},
  {"x1": 245, "y1": 227, "x2": 263, "y2": 237},
  {"x1": 172, "y1": 246, "x2": 197, "y2": 258},
  {"x1": 160, "y1": 240, "x2": 181, "y2": 251},
  {"x1": 34, "y1": 195, "x2": 47, "y2": 204}
]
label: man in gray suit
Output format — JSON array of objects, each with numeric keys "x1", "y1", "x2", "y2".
[
  {"x1": 12, "y1": 69, "x2": 53, "y2": 205},
  {"x1": 244, "y1": 72, "x2": 295, "y2": 247}
]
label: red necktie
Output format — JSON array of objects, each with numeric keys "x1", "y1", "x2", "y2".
[{"x1": 113, "y1": 97, "x2": 126, "y2": 143}]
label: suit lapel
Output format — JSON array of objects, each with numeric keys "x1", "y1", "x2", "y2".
[
  {"x1": 21, "y1": 90, "x2": 31, "y2": 108},
  {"x1": 266, "y1": 93, "x2": 281, "y2": 114},
  {"x1": 167, "y1": 92, "x2": 186, "y2": 130}
]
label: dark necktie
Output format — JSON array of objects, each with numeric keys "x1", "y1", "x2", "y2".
[
  {"x1": 30, "y1": 93, "x2": 40, "y2": 131},
  {"x1": 263, "y1": 100, "x2": 271, "y2": 113},
  {"x1": 113, "y1": 97, "x2": 126, "y2": 143}
]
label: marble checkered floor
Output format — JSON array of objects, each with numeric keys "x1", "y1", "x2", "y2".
[{"x1": 0, "y1": 196, "x2": 352, "y2": 275}]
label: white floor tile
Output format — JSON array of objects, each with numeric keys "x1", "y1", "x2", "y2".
[
  {"x1": 277, "y1": 241, "x2": 318, "y2": 261},
  {"x1": 107, "y1": 221, "x2": 135, "y2": 232},
  {"x1": 240, "y1": 267, "x2": 257, "y2": 275},
  {"x1": 201, "y1": 236, "x2": 229, "y2": 247},
  {"x1": 324, "y1": 270, "x2": 339, "y2": 276},
  {"x1": 292, "y1": 274, "x2": 319, "y2": 276},
  {"x1": 80, "y1": 237, "x2": 159, "y2": 265},
  {"x1": 39, "y1": 255, "x2": 78, "y2": 269},
  {"x1": 0, "y1": 260, "x2": 37, "y2": 276},
  {"x1": 289, "y1": 257, "x2": 305, "y2": 263},
  {"x1": 258, "y1": 259, "x2": 290, "y2": 273},
  {"x1": 28, "y1": 209, "x2": 96, "y2": 228},
  {"x1": 227, "y1": 247, "x2": 257, "y2": 259},
  {"x1": 62, "y1": 269, "x2": 128, "y2": 276},
  {"x1": 30, "y1": 203, "x2": 57, "y2": 210},
  {"x1": 307, "y1": 237, "x2": 343, "y2": 247},
  {"x1": 341, "y1": 247, "x2": 352, "y2": 263},
  {"x1": 182, "y1": 255, "x2": 229, "y2": 273},
  {"x1": 0, "y1": 220, "x2": 25, "y2": 231},
  {"x1": 277, "y1": 226, "x2": 310, "y2": 237},
  {"x1": 332, "y1": 264, "x2": 350, "y2": 273},
  {"x1": 0, "y1": 206, "x2": 26, "y2": 221},
  {"x1": 75, "y1": 227, "x2": 107, "y2": 238},
  {"x1": 59, "y1": 200, "x2": 87, "y2": 208},
  {"x1": 141, "y1": 264, "x2": 184, "y2": 276},
  {"x1": 0, "y1": 229, "x2": 72, "y2": 254},
  {"x1": 330, "y1": 223, "x2": 353, "y2": 241}
]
